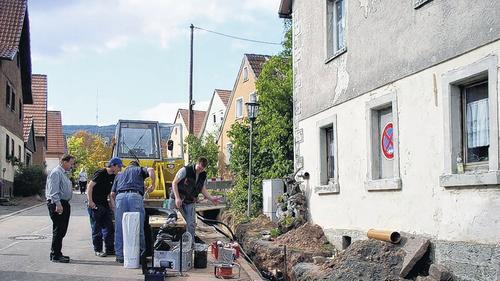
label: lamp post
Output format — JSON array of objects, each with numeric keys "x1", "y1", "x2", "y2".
[{"x1": 245, "y1": 100, "x2": 259, "y2": 217}]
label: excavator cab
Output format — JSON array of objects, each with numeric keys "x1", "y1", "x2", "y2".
[{"x1": 112, "y1": 120, "x2": 185, "y2": 202}]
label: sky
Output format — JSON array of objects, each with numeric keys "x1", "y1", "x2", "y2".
[{"x1": 29, "y1": 0, "x2": 286, "y2": 125}]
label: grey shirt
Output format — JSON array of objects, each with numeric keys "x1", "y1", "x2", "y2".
[{"x1": 45, "y1": 165, "x2": 73, "y2": 205}]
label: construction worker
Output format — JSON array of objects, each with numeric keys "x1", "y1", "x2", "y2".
[
  {"x1": 45, "y1": 154, "x2": 75, "y2": 263},
  {"x1": 87, "y1": 157, "x2": 123, "y2": 257},
  {"x1": 110, "y1": 160, "x2": 155, "y2": 263},
  {"x1": 169, "y1": 156, "x2": 220, "y2": 241}
]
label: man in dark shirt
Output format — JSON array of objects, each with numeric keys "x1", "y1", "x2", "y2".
[
  {"x1": 110, "y1": 160, "x2": 155, "y2": 263},
  {"x1": 87, "y1": 157, "x2": 123, "y2": 257}
]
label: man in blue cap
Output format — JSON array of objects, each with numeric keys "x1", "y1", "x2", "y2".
[{"x1": 86, "y1": 157, "x2": 123, "y2": 257}]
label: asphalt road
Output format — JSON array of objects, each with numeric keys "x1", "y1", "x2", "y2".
[{"x1": 0, "y1": 193, "x2": 143, "y2": 281}]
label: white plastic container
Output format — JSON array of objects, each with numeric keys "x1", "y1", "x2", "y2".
[{"x1": 122, "y1": 212, "x2": 141, "y2": 268}]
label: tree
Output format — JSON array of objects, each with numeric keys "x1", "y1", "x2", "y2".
[
  {"x1": 185, "y1": 134, "x2": 219, "y2": 178},
  {"x1": 227, "y1": 21, "x2": 293, "y2": 216},
  {"x1": 67, "y1": 131, "x2": 112, "y2": 179}
]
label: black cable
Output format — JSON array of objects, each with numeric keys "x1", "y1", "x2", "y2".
[
  {"x1": 196, "y1": 212, "x2": 267, "y2": 280},
  {"x1": 196, "y1": 213, "x2": 236, "y2": 240},
  {"x1": 193, "y1": 26, "x2": 281, "y2": 46}
]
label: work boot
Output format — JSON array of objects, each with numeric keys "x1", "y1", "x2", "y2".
[
  {"x1": 116, "y1": 257, "x2": 124, "y2": 263},
  {"x1": 95, "y1": 251, "x2": 107, "y2": 257},
  {"x1": 105, "y1": 250, "x2": 115, "y2": 256},
  {"x1": 51, "y1": 255, "x2": 70, "y2": 263}
]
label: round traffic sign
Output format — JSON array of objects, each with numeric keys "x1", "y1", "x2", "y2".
[{"x1": 381, "y1": 122, "x2": 394, "y2": 160}]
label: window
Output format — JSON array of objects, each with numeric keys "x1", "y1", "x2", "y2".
[
  {"x1": 243, "y1": 67, "x2": 249, "y2": 82},
  {"x1": 11, "y1": 138, "x2": 14, "y2": 159},
  {"x1": 25, "y1": 152, "x2": 31, "y2": 166},
  {"x1": 235, "y1": 98, "x2": 243, "y2": 118},
  {"x1": 18, "y1": 145, "x2": 21, "y2": 161},
  {"x1": 326, "y1": 127, "x2": 335, "y2": 181},
  {"x1": 10, "y1": 90, "x2": 15, "y2": 111},
  {"x1": 225, "y1": 143, "x2": 233, "y2": 163},
  {"x1": 366, "y1": 93, "x2": 401, "y2": 191},
  {"x1": 19, "y1": 100, "x2": 22, "y2": 120},
  {"x1": 5, "y1": 83, "x2": 11, "y2": 108},
  {"x1": 326, "y1": 0, "x2": 346, "y2": 59},
  {"x1": 462, "y1": 81, "x2": 489, "y2": 166},
  {"x1": 249, "y1": 92, "x2": 257, "y2": 103},
  {"x1": 5, "y1": 135, "x2": 10, "y2": 160},
  {"x1": 316, "y1": 115, "x2": 339, "y2": 194},
  {"x1": 440, "y1": 55, "x2": 499, "y2": 187},
  {"x1": 213, "y1": 114, "x2": 216, "y2": 124}
]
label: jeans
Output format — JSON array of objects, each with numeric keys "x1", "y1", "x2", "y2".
[
  {"x1": 114, "y1": 192, "x2": 145, "y2": 259},
  {"x1": 88, "y1": 204, "x2": 114, "y2": 253},
  {"x1": 168, "y1": 197, "x2": 196, "y2": 241},
  {"x1": 47, "y1": 200, "x2": 71, "y2": 258}
]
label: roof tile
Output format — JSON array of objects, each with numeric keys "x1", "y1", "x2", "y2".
[
  {"x1": 0, "y1": 0, "x2": 27, "y2": 59},
  {"x1": 24, "y1": 74, "x2": 47, "y2": 137},
  {"x1": 22, "y1": 115, "x2": 33, "y2": 142},
  {"x1": 46, "y1": 111, "x2": 65, "y2": 154},
  {"x1": 245, "y1": 54, "x2": 270, "y2": 78},
  {"x1": 178, "y1": 109, "x2": 207, "y2": 137},
  {"x1": 215, "y1": 89, "x2": 231, "y2": 106}
]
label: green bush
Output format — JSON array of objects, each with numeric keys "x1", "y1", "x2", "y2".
[{"x1": 14, "y1": 165, "x2": 47, "y2": 197}]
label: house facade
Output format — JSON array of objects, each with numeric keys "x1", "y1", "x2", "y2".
[
  {"x1": 200, "y1": 89, "x2": 231, "y2": 139},
  {"x1": 24, "y1": 74, "x2": 47, "y2": 167},
  {"x1": 171, "y1": 109, "x2": 206, "y2": 163},
  {"x1": 45, "y1": 111, "x2": 66, "y2": 173},
  {"x1": 217, "y1": 54, "x2": 269, "y2": 177},
  {"x1": 0, "y1": 0, "x2": 33, "y2": 198},
  {"x1": 281, "y1": 0, "x2": 500, "y2": 280}
]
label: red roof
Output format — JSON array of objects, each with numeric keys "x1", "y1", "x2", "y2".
[
  {"x1": 24, "y1": 74, "x2": 47, "y2": 137},
  {"x1": 245, "y1": 54, "x2": 270, "y2": 78},
  {"x1": 177, "y1": 109, "x2": 207, "y2": 137},
  {"x1": 0, "y1": 0, "x2": 26, "y2": 59},
  {"x1": 22, "y1": 115, "x2": 33, "y2": 142},
  {"x1": 46, "y1": 111, "x2": 65, "y2": 154},
  {"x1": 215, "y1": 89, "x2": 231, "y2": 106}
]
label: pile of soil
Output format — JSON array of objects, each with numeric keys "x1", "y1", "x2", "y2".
[
  {"x1": 318, "y1": 239, "x2": 407, "y2": 281},
  {"x1": 225, "y1": 214, "x2": 333, "y2": 280},
  {"x1": 274, "y1": 223, "x2": 332, "y2": 253}
]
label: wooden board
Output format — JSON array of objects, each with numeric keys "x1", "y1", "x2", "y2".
[{"x1": 149, "y1": 210, "x2": 186, "y2": 228}]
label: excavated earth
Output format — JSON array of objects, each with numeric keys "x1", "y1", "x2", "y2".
[{"x1": 223, "y1": 213, "x2": 334, "y2": 280}]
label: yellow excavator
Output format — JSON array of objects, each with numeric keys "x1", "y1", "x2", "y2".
[{"x1": 110, "y1": 119, "x2": 184, "y2": 206}]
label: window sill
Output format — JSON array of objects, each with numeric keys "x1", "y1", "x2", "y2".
[
  {"x1": 365, "y1": 178, "x2": 402, "y2": 191},
  {"x1": 315, "y1": 182, "x2": 340, "y2": 195},
  {"x1": 439, "y1": 171, "x2": 500, "y2": 187},
  {"x1": 325, "y1": 47, "x2": 347, "y2": 64}
]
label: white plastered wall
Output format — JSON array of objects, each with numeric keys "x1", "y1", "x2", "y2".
[
  {"x1": 299, "y1": 41, "x2": 500, "y2": 244},
  {"x1": 0, "y1": 126, "x2": 24, "y2": 182}
]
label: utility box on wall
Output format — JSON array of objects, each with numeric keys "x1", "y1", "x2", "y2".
[{"x1": 262, "y1": 179, "x2": 284, "y2": 222}]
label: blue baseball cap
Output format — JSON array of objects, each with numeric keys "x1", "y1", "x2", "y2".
[{"x1": 108, "y1": 157, "x2": 123, "y2": 167}]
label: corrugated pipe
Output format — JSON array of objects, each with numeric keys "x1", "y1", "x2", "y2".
[{"x1": 367, "y1": 229, "x2": 401, "y2": 244}]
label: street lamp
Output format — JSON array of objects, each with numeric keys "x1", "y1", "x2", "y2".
[{"x1": 245, "y1": 100, "x2": 259, "y2": 217}]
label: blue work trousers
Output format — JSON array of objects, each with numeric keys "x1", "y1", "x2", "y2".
[
  {"x1": 168, "y1": 197, "x2": 196, "y2": 241},
  {"x1": 88, "y1": 204, "x2": 114, "y2": 253},
  {"x1": 114, "y1": 192, "x2": 145, "y2": 259}
]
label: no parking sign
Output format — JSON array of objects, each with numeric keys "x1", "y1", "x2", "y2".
[{"x1": 381, "y1": 122, "x2": 394, "y2": 160}]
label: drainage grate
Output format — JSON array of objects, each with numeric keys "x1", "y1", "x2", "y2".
[{"x1": 8, "y1": 234, "x2": 47, "y2": 241}]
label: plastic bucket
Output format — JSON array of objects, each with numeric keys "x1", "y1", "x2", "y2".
[{"x1": 193, "y1": 243, "x2": 208, "y2": 268}]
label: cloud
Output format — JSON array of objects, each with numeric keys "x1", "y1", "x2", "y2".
[
  {"x1": 29, "y1": 0, "x2": 281, "y2": 60},
  {"x1": 138, "y1": 100, "x2": 210, "y2": 124}
]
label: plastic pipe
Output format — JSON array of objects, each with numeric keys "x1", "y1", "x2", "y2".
[{"x1": 367, "y1": 229, "x2": 401, "y2": 244}]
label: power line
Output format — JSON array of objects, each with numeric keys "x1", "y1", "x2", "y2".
[{"x1": 193, "y1": 25, "x2": 281, "y2": 46}]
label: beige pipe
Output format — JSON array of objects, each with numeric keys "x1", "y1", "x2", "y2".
[{"x1": 367, "y1": 229, "x2": 401, "y2": 244}]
